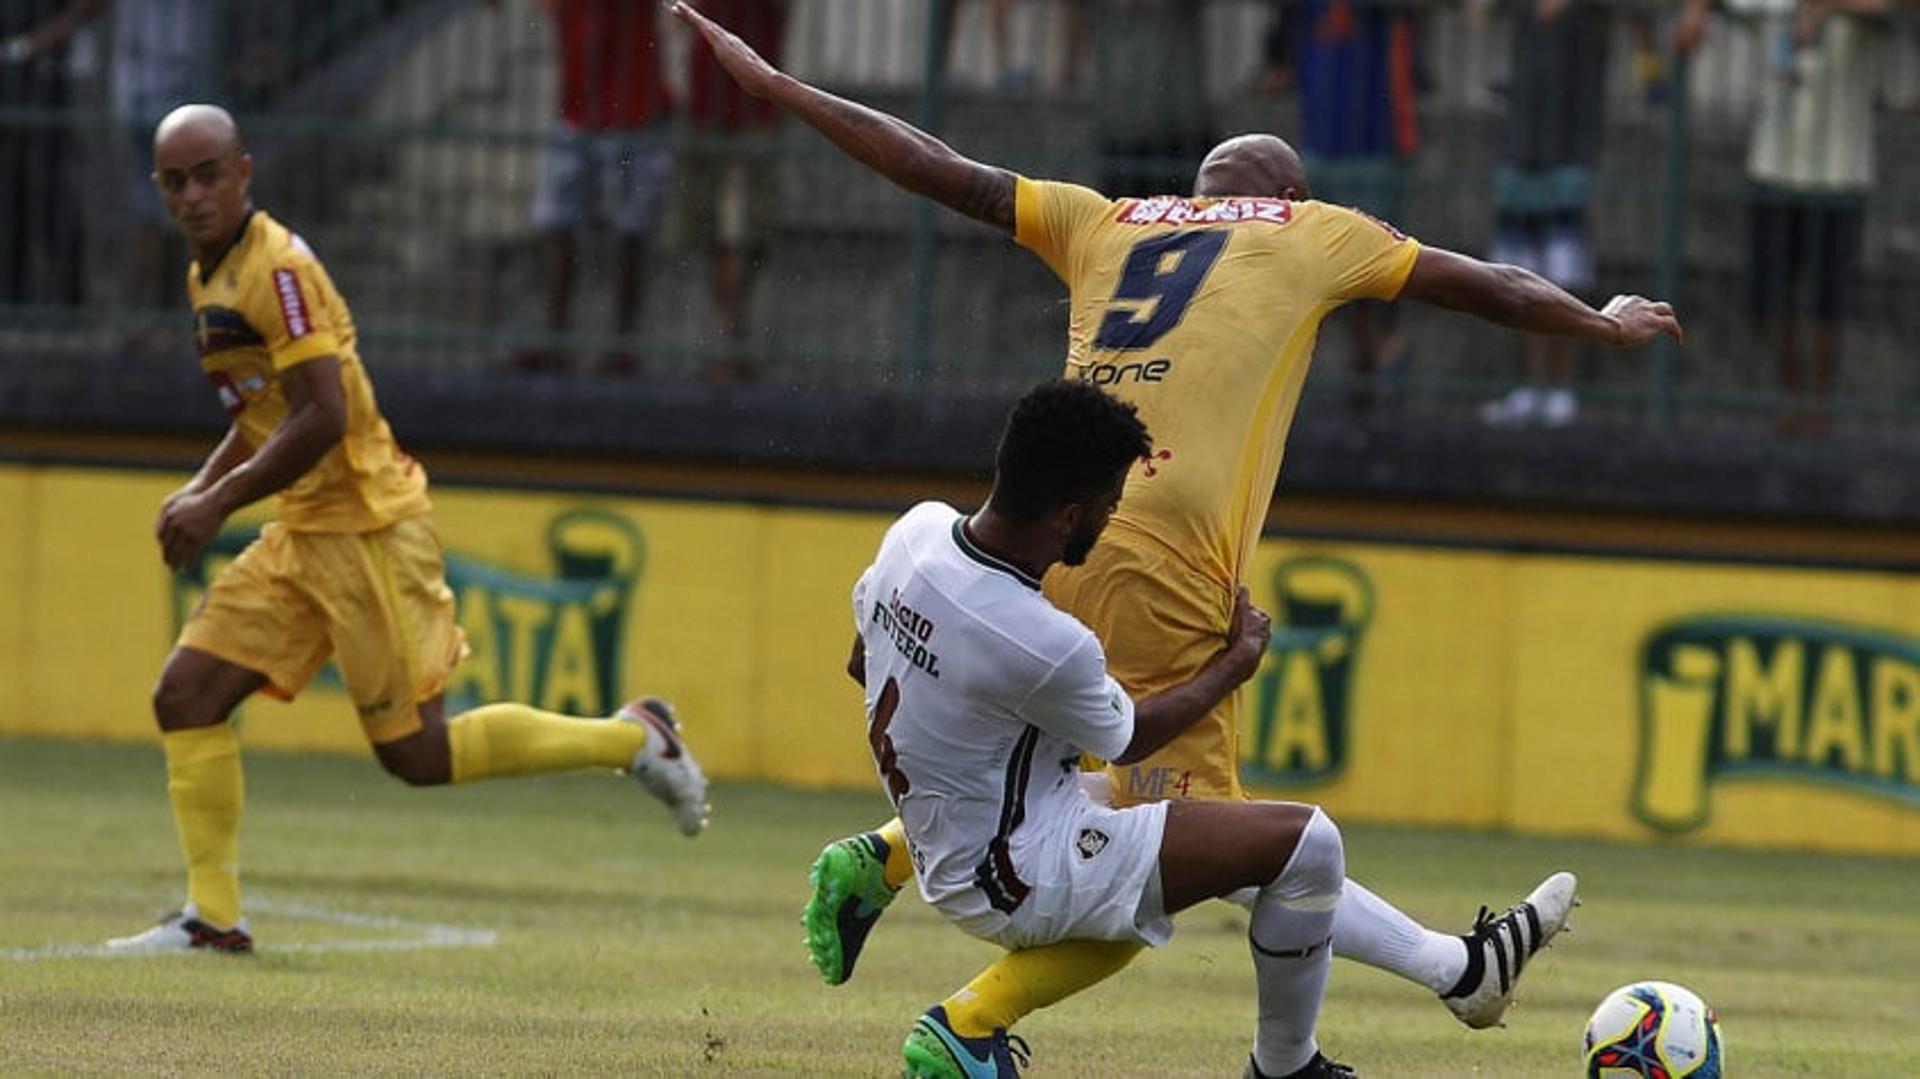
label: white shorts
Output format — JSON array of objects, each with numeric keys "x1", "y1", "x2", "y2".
[
  {"x1": 531, "y1": 121, "x2": 673, "y2": 236},
  {"x1": 1490, "y1": 222, "x2": 1594, "y2": 291},
  {"x1": 945, "y1": 794, "x2": 1173, "y2": 951}
]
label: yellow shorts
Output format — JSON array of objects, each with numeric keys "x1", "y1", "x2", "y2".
[
  {"x1": 178, "y1": 514, "x2": 468, "y2": 744},
  {"x1": 1044, "y1": 530, "x2": 1243, "y2": 806}
]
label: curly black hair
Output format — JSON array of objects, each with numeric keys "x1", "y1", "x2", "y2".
[{"x1": 989, "y1": 379, "x2": 1152, "y2": 521}]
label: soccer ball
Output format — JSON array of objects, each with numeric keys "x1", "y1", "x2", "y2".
[{"x1": 1582, "y1": 980, "x2": 1724, "y2": 1078}]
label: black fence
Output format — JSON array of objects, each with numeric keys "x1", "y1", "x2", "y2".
[{"x1": 3, "y1": 1, "x2": 1919, "y2": 519}]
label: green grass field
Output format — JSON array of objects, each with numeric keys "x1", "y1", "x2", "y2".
[{"x1": 2, "y1": 737, "x2": 1916, "y2": 1077}]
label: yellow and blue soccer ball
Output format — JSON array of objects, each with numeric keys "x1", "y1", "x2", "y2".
[{"x1": 1582, "y1": 980, "x2": 1724, "y2": 1078}]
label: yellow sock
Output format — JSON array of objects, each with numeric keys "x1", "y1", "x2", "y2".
[
  {"x1": 163, "y1": 725, "x2": 244, "y2": 929},
  {"x1": 944, "y1": 939, "x2": 1145, "y2": 1037},
  {"x1": 446, "y1": 702, "x2": 646, "y2": 783},
  {"x1": 878, "y1": 816, "x2": 912, "y2": 890}
]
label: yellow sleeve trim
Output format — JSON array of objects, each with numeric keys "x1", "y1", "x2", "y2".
[
  {"x1": 1377, "y1": 240, "x2": 1422, "y2": 301},
  {"x1": 1013, "y1": 174, "x2": 1045, "y2": 252},
  {"x1": 273, "y1": 331, "x2": 339, "y2": 371}
]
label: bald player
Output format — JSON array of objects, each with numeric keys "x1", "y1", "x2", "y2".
[
  {"x1": 105, "y1": 105, "x2": 711, "y2": 955},
  {"x1": 673, "y1": 6, "x2": 1679, "y2": 1076}
]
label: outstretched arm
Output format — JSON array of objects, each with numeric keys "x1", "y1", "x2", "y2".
[
  {"x1": 1399, "y1": 246, "x2": 1682, "y2": 348},
  {"x1": 670, "y1": 1, "x2": 1016, "y2": 233}
]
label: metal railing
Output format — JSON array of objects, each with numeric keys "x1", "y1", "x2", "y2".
[{"x1": 2, "y1": 0, "x2": 1917, "y2": 449}]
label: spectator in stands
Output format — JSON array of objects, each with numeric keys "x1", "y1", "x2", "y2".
[
  {"x1": 1678, "y1": 0, "x2": 1891, "y2": 436},
  {"x1": 110, "y1": 0, "x2": 206, "y2": 319},
  {"x1": 940, "y1": 0, "x2": 1014, "y2": 89},
  {"x1": 0, "y1": 0, "x2": 96, "y2": 306},
  {"x1": 939, "y1": 0, "x2": 1089, "y2": 94},
  {"x1": 1264, "y1": 1, "x2": 1422, "y2": 416},
  {"x1": 1473, "y1": 0, "x2": 1611, "y2": 429},
  {"x1": 684, "y1": 0, "x2": 786, "y2": 383},
  {"x1": 13, "y1": 0, "x2": 200, "y2": 321},
  {"x1": 525, "y1": 0, "x2": 674, "y2": 374},
  {"x1": 1091, "y1": 0, "x2": 1213, "y2": 198}
]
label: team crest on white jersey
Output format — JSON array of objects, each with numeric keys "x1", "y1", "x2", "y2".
[{"x1": 1075, "y1": 828, "x2": 1110, "y2": 860}]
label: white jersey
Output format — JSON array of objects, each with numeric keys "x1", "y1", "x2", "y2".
[{"x1": 852, "y1": 502, "x2": 1137, "y2": 935}]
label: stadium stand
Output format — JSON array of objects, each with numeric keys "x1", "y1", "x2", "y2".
[{"x1": 2, "y1": 0, "x2": 1918, "y2": 522}]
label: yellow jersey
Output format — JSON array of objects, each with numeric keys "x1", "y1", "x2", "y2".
[
  {"x1": 1015, "y1": 177, "x2": 1420, "y2": 588},
  {"x1": 188, "y1": 209, "x2": 430, "y2": 533}
]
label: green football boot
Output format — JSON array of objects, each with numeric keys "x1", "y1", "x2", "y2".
[
  {"x1": 801, "y1": 831, "x2": 901, "y2": 986},
  {"x1": 901, "y1": 1005, "x2": 1029, "y2": 1079}
]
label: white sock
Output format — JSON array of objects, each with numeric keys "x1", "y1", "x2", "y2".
[
  {"x1": 1331, "y1": 877, "x2": 1468, "y2": 994},
  {"x1": 1248, "y1": 807, "x2": 1344, "y2": 1079},
  {"x1": 1232, "y1": 877, "x2": 1471, "y2": 996}
]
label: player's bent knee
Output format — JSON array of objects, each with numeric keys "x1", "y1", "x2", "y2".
[
  {"x1": 151, "y1": 675, "x2": 224, "y2": 731},
  {"x1": 370, "y1": 725, "x2": 453, "y2": 787},
  {"x1": 1263, "y1": 806, "x2": 1344, "y2": 909},
  {"x1": 372, "y1": 732, "x2": 451, "y2": 787},
  {"x1": 152, "y1": 649, "x2": 265, "y2": 731},
  {"x1": 150, "y1": 680, "x2": 182, "y2": 729}
]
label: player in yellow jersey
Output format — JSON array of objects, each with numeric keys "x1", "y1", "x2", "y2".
[
  {"x1": 104, "y1": 105, "x2": 711, "y2": 956},
  {"x1": 676, "y1": 7, "x2": 1680, "y2": 1076}
]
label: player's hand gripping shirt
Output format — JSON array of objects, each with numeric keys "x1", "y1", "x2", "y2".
[
  {"x1": 188, "y1": 210, "x2": 430, "y2": 532},
  {"x1": 852, "y1": 502, "x2": 1135, "y2": 932},
  {"x1": 1015, "y1": 178, "x2": 1419, "y2": 588}
]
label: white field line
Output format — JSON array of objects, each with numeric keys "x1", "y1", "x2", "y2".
[{"x1": 1, "y1": 894, "x2": 498, "y2": 961}]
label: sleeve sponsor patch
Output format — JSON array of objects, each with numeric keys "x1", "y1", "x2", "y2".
[{"x1": 272, "y1": 268, "x2": 312, "y2": 339}]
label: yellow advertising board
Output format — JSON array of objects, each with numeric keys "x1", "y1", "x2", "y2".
[
  {"x1": 1239, "y1": 542, "x2": 1920, "y2": 856},
  {"x1": 1, "y1": 466, "x2": 883, "y2": 787},
  {"x1": 2, "y1": 462, "x2": 1915, "y2": 856},
  {"x1": 0, "y1": 468, "x2": 30, "y2": 741}
]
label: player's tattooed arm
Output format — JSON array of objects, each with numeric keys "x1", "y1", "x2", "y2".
[
  {"x1": 955, "y1": 166, "x2": 1016, "y2": 233},
  {"x1": 760, "y1": 61, "x2": 1018, "y2": 232},
  {"x1": 1402, "y1": 247, "x2": 1682, "y2": 348},
  {"x1": 673, "y1": 1, "x2": 1017, "y2": 234}
]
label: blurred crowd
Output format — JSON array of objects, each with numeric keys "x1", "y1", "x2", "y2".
[
  {"x1": 0, "y1": 0, "x2": 412, "y2": 325},
  {"x1": 3, "y1": 0, "x2": 1917, "y2": 433}
]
